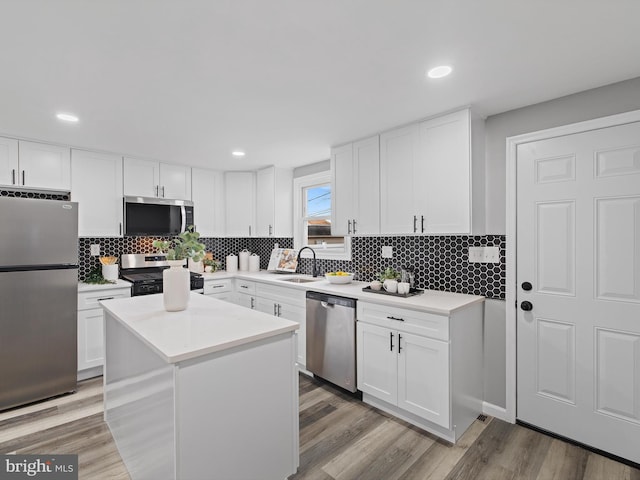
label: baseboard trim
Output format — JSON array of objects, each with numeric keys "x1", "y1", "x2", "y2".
[{"x1": 482, "y1": 401, "x2": 509, "y2": 422}]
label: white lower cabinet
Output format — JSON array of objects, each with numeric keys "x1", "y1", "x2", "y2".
[
  {"x1": 233, "y1": 279, "x2": 257, "y2": 308},
  {"x1": 203, "y1": 278, "x2": 234, "y2": 302},
  {"x1": 77, "y1": 284, "x2": 131, "y2": 379},
  {"x1": 357, "y1": 300, "x2": 482, "y2": 443},
  {"x1": 255, "y1": 283, "x2": 306, "y2": 368}
]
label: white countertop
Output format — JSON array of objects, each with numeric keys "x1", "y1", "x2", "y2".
[
  {"x1": 78, "y1": 279, "x2": 132, "y2": 292},
  {"x1": 200, "y1": 270, "x2": 484, "y2": 315},
  {"x1": 100, "y1": 293, "x2": 299, "y2": 364}
]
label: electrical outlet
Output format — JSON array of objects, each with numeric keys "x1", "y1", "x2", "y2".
[
  {"x1": 468, "y1": 247, "x2": 484, "y2": 263},
  {"x1": 381, "y1": 246, "x2": 393, "y2": 258},
  {"x1": 90, "y1": 244, "x2": 101, "y2": 256},
  {"x1": 483, "y1": 246, "x2": 500, "y2": 263}
]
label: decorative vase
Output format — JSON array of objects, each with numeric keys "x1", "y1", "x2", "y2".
[{"x1": 163, "y1": 259, "x2": 190, "y2": 312}]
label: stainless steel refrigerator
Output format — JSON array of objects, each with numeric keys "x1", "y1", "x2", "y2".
[{"x1": 0, "y1": 196, "x2": 78, "y2": 410}]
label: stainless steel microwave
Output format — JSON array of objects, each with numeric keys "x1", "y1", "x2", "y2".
[{"x1": 123, "y1": 196, "x2": 194, "y2": 236}]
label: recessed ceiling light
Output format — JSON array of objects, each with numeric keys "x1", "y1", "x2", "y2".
[
  {"x1": 426, "y1": 65, "x2": 452, "y2": 79},
  {"x1": 232, "y1": 151, "x2": 246, "y2": 157},
  {"x1": 56, "y1": 112, "x2": 79, "y2": 122}
]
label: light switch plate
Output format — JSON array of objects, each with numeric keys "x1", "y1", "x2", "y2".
[
  {"x1": 90, "y1": 244, "x2": 101, "y2": 256},
  {"x1": 468, "y1": 246, "x2": 500, "y2": 263},
  {"x1": 381, "y1": 246, "x2": 393, "y2": 258}
]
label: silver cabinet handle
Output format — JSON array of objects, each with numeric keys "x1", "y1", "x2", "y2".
[
  {"x1": 353, "y1": 219, "x2": 357, "y2": 234},
  {"x1": 240, "y1": 285, "x2": 249, "y2": 289},
  {"x1": 250, "y1": 297, "x2": 255, "y2": 309},
  {"x1": 119, "y1": 222, "x2": 122, "y2": 235},
  {"x1": 11, "y1": 169, "x2": 15, "y2": 185},
  {"x1": 347, "y1": 220, "x2": 351, "y2": 235},
  {"x1": 421, "y1": 215, "x2": 425, "y2": 233},
  {"x1": 211, "y1": 284, "x2": 223, "y2": 289},
  {"x1": 413, "y1": 215, "x2": 417, "y2": 233},
  {"x1": 249, "y1": 225, "x2": 252, "y2": 236},
  {"x1": 22, "y1": 170, "x2": 26, "y2": 186},
  {"x1": 398, "y1": 333, "x2": 403, "y2": 353},
  {"x1": 277, "y1": 304, "x2": 281, "y2": 317},
  {"x1": 273, "y1": 303, "x2": 277, "y2": 316},
  {"x1": 155, "y1": 185, "x2": 159, "y2": 197},
  {"x1": 269, "y1": 224, "x2": 273, "y2": 236},
  {"x1": 161, "y1": 186, "x2": 165, "y2": 198},
  {"x1": 390, "y1": 332, "x2": 394, "y2": 352},
  {"x1": 387, "y1": 315, "x2": 404, "y2": 322},
  {"x1": 97, "y1": 296, "x2": 114, "y2": 302}
]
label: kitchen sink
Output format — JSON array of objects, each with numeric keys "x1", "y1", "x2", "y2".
[{"x1": 279, "y1": 277, "x2": 322, "y2": 284}]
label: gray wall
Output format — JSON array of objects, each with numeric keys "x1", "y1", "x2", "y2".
[
  {"x1": 485, "y1": 76, "x2": 640, "y2": 233},
  {"x1": 482, "y1": 75, "x2": 640, "y2": 410}
]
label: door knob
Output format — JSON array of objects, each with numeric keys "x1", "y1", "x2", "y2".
[
  {"x1": 521, "y1": 281, "x2": 532, "y2": 291},
  {"x1": 521, "y1": 301, "x2": 533, "y2": 311}
]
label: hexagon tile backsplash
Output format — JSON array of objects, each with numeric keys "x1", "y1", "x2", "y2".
[{"x1": 78, "y1": 234, "x2": 505, "y2": 299}]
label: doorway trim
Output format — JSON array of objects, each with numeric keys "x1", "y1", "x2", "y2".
[{"x1": 504, "y1": 108, "x2": 640, "y2": 423}]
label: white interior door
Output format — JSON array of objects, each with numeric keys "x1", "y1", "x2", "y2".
[{"x1": 516, "y1": 121, "x2": 640, "y2": 464}]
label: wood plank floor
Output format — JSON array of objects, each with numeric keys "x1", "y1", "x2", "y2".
[{"x1": 1, "y1": 374, "x2": 638, "y2": 480}]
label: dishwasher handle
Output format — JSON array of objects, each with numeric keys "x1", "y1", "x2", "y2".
[{"x1": 320, "y1": 301, "x2": 334, "y2": 308}]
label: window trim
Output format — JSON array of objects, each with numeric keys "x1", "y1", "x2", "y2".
[{"x1": 293, "y1": 171, "x2": 352, "y2": 261}]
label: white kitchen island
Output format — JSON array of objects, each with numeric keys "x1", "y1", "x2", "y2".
[{"x1": 100, "y1": 293, "x2": 299, "y2": 480}]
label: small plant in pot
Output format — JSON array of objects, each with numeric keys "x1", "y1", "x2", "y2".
[
  {"x1": 152, "y1": 226, "x2": 206, "y2": 312},
  {"x1": 378, "y1": 267, "x2": 400, "y2": 282}
]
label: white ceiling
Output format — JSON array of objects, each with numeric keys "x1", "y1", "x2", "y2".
[{"x1": 1, "y1": 0, "x2": 639, "y2": 171}]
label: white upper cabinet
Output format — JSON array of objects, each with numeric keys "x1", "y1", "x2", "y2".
[
  {"x1": 0, "y1": 140, "x2": 71, "y2": 191},
  {"x1": 256, "y1": 166, "x2": 293, "y2": 237},
  {"x1": 123, "y1": 157, "x2": 191, "y2": 200},
  {"x1": 224, "y1": 171, "x2": 256, "y2": 237},
  {"x1": 71, "y1": 150, "x2": 123, "y2": 237},
  {"x1": 380, "y1": 108, "x2": 484, "y2": 234},
  {"x1": 331, "y1": 136, "x2": 380, "y2": 236},
  {"x1": 0, "y1": 137, "x2": 19, "y2": 187},
  {"x1": 191, "y1": 167, "x2": 225, "y2": 237},
  {"x1": 380, "y1": 124, "x2": 418, "y2": 234}
]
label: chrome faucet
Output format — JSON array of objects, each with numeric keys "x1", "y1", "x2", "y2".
[{"x1": 296, "y1": 247, "x2": 319, "y2": 277}]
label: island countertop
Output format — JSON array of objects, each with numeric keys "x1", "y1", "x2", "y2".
[{"x1": 100, "y1": 293, "x2": 299, "y2": 364}]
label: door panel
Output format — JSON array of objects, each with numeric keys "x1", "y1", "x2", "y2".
[
  {"x1": 536, "y1": 201, "x2": 576, "y2": 296},
  {"x1": 595, "y1": 196, "x2": 640, "y2": 302},
  {"x1": 535, "y1": 318, "x2": 575, "y2": 404},
  {"x1": 595, "y1": 328, "x2": 640, "y2": 424},
  {"x1": 517, "y1": 120, "x2": 640, "y2": 464}
]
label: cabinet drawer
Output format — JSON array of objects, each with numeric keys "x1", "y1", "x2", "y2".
[
  {"x1": 203, "y1": 279, "x2": 233, "y2": 295},
  {"x1": 78, "y1": 287, "x2": 131, "y2": 310},
  {"x1": 235, "y1": 279, "x2": 256, "y2": 295},
  {"x1": 357, "y1": 301, "x2": 449, "y2": 341},
  {"x1": 255, "y1": 282, "x2": 305, "y2": 307}
]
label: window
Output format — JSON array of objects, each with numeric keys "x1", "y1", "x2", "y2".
[{"x1": 293, "y1": 171, "x2": 351, "y2": 260}]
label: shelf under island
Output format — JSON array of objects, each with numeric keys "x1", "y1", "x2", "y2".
[{"x1": 100, "y1": 293, "x2": 300, "y2": 480}]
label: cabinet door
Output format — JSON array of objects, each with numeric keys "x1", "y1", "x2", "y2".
[
  {"x1": 417, "y1": 109, "x2": 470, "y2": 233},
  {"x1": 0, "y1": 136, "x2": 19, "y2": 187},
  {"x1": 77, "y1": 308, "x2": 105, "y2": 371},
  {"x1": 192, "y1": 168, "x2": 225, "y2": 236},
  {"x1": 255, "y1": 167, "x2": 275, "y2": 237},
  {"x1": 379, "y1": 124, "x2": 418, "y2": 234},
  {"x1": 357, "y1": 322, "x2": 397, "y2": 405},
  {"x1": 352, "y1": 136, "x2": 380, "y2": 235},
  {"x1": 123, "y1": 157, "x2": 159, "y2": 197},
  {"x1": 277, "y1": 301, "x2": 306, "y2": 367},
  {"x1": 397, "y1": 332, "x2": 450, "y2": 428},
  {"x1": 235, "y1": 293, "x2": 256, "y2": 309},
  {"x1": 224, "y1": 171, "x2": 255, "y2": 236},
  {"x1": 331, "y1": 143, "x2": 354, "y2": 236},
  {"x1": 71, "y1": 150, "x2": 123, "y2": 236},
  {"x1": 18, "y1": 141, "x2": 71, "y2": 190},
  {"x1": 160, "y1": 163, "x2": 191, "y2": 200}
]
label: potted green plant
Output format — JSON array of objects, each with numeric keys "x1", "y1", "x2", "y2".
[
  {"x1": 379, "y1": 267, "x2": 401, "y2": 293},
  {"x1": 152, "y1": 226, "x2": 206, "y2": 311},
  {"x1": 203, "y1": 257, "x2": 221, "y2": 273}
]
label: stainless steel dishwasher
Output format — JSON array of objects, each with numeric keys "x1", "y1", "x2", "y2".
[{"x1": 306, "y1": 291, "x2": 357, "y2": 392}]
